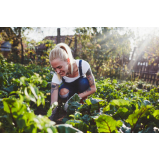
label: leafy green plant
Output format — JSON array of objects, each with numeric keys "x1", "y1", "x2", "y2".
[
  {"x1": 95, "y1": 114, "x2": 122, "y2": 133},
  {"x1": 62, "y1": 78, "x2": 159, "y2": 133}
]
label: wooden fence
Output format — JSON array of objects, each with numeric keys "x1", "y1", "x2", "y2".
[
  {"x1": 101, "y1": 48, "x2": 159, "y2": 85},
  {"x1": 131, "y1": 57, "x2": 159, "y2": 85}
]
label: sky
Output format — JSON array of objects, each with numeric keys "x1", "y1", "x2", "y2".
[
  {"x1": 129, "y1": 27, "x2": 159, "y2": 38},
  {"x1": 24, "y1": 27, "x2": 75, "y2": 42}
]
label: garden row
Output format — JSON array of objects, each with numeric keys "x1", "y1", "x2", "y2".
[
  {"x1": 0, "y1": 55, "x2": 159, "y2": 133},
  {"x1": 62, "y1": 79, "x2": 159, "y2": 133}
]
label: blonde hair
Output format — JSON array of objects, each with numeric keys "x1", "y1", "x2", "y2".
[{"x1": 49, "y1": 43, "x2": 74, "y2": 80}]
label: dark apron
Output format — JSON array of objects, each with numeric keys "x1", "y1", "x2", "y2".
[{"x1": 59, "y1": 60, "x2": 89, "y2": 99}]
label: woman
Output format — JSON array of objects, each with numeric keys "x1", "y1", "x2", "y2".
[{"x1": 49, "y1": 43, "x2": 96, "y2": 120}]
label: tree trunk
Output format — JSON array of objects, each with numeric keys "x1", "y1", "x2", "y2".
[
  {"x1": 21, "y1": 37, "x2": 24, "y2": 64},
  {"x1": 18, "y1": 27, "x2": 24, "y2": 64}
]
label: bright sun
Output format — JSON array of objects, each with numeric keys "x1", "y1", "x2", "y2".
[{"x1": 130, "y1": 27, "x2": 159, "y2": 38}]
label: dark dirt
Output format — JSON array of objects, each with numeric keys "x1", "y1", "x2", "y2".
[
  {"x1": 52, "y1": 108, "x2": 67, "y2": 124},
  {"x1": 34, "y1": 105, "x2": 67, "y2": 124}
]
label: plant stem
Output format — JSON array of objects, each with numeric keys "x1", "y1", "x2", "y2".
[{"x1": 8, "y1": 104, "x2": 18, "y2": 128}]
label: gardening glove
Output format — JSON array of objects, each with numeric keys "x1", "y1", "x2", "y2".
[
  {"x1": 49, "y1": 102, "x2": 58, "y2": 121},
  {"x1": 49, "y1": 106, "x2": 58, "y2": 121}
]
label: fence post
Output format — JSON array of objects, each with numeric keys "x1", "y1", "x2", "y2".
[{"x1": 57, "y1": 28, "x2": 60, "y2": 44}]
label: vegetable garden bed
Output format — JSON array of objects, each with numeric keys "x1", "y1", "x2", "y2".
[{"x1": 0, "y1": 55, "x2": 159, "y2": 133}]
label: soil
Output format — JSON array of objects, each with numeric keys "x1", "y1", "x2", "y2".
[
  {"x1": 52, "y1": 108, "x2": 67, "y2": 124},
  {"x1": 34, "y1": 106, "x2": 67, "y2": 124}
]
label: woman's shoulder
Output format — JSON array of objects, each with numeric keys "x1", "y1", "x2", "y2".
[
  {"x1": 81, "y1": 59, "x2": 90, "y2": 67},
  {"x1": 75, "y1": 59, "x2": 91, "y2": 75},
  {"x1": 75, "y1": 59, "x2": 89, "y2": 65}
]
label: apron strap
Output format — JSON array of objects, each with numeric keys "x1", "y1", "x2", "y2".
[
  {"x1": 79, "y1": 59, "x2": 82, "y2": 77},
  {"x1": 62, "y1": 77, "x2": 65, "y2": 83}
]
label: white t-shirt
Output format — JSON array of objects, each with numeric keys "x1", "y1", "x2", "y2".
[{"x1": 51, "y1": 59, "x2": 90, "y2": 84}]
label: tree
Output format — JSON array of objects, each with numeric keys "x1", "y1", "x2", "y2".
[
  {"x1": 0, "y1": 27, "x2": 33, "y2": 63},
  {"x1": 35, "y1": 38, "x2": 56, "y2": 66},
  {"x1": 74, "y1": 27, "x2": 134, "y2": 78},
  {"x1": 12, "y1": 27, "x2": 32, "y2": 64}
]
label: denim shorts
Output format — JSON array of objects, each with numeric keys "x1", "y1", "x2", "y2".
[{"x1": 59, "y1": 77, "x2": 89, "y2": 100}]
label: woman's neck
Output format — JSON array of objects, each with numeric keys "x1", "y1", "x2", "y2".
[{"x1": 66, "y1": 61, "x2": 78, "y2": 77}]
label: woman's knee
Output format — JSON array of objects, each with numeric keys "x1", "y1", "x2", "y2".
[
  {"x1": 59, "y1": 88, "x2": 69, "y2": 99},
  {"x1": 59, "y1": 88, "x2": 69, "y2": 96}
]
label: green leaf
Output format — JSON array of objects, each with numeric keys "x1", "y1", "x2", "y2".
[
  {"x1": 37, "y1": 96, "x2": 41, "y2": 106},
  {"x1": 95, "y1": 114, "x2": 122, "y2": 133},
  {"x1": 85, "y1": 99, "x2": 92, "y2": 105},
  {"x1": 9, "y1": 91, "x2": 21, "y2": 95},
  {"x1": 139, "y1": 126, "x2": 159, "y2": 133},
  {"x1": 153, "y1": 110, "x2": 159, "y2": 120},
  {"x1": 103, "y1": 104, "x2": 110, "y2": 112},
  {"x1": 46, "y1": 108, "x2": 52, "y2": 117},
  {"x1": 78, "y1": 104, "x2": 90, "y2": 113},
  {"x1": 46, "y1": 102, "x2": 58, "y2": 117},
  {"x1": 82, "y1": 114, "x2": 91, "y2": 125},
  {"x1": 42, "y1": 80, "x2": 48, "y2": 88},
  {"x1": 85, "y1": 98, "x2": 104, "y2": 113},
  {"x1": 62, "y1": 117, "x2": 69, "y2": 123},
  {"x1": 74, "y1": 111, "x2": 82, "y2": 120},
  {"x1": 110, "y1": 99, "x2": 130, "y2": 107},
  {"x1": 41, "y1": 96, "x2": 45, "y2": 106},
  {"x1": 69, "y1": 115, "x2": 75, "y2": 118},
  {"x1": 4, "y1": 86, "x2": 15, "y2": 93},
  {"x1": 67, "y1": 101, "x2": 81, "y2": 115},
  {"x1": 126, "y1": 105, "x2": 153, "y2": 130},
  {"x1": 20, "y1": 76, "x2": 27, "y2": 86},
  {"x1": 0, "y1": 90, "x2": 8, "y2": 98},
  {"x1": 143, "y1": 100, "x2": 151, "y2": 106},
  {"x1": 29, "y1": 84, "x2": 38, "y2": 99},
  {"x1": 56, "y1": 124, "x2": 82, "y2": 133},
  {"x1": 120, "y1": 123, "x2": 131, "y2": 133},
  {"x1": 113, "y1": 107, "x2": 129, "y2": 120},
  {"x1": 3, "y1": 99, "x2": 12, "y2": 113},
  {"x1": 90, "y1": 98, "x2": 104, "y2": 104},
  {"x1": 112, "y1": 79, "x2": 117, "y2": 84},
  {"x1": 16, "y1": 115, "x2": 26, "y2": 129},
  {"x1": 68, "y1": 93, "x2": 81, "y2": 103},
  {"x1": 3, "y1": 98, "x2": 20, "y2": 114},
  {"x1": 24, "y1": 87, "x2": 36, "y2": 103},
  {"x1": 19, "y1": 94, "x2": 24, "y2": 104},
  {"x1": 66, "y1": 119, "x2": 89, "y2": 133},
  {"x1": 91, "y1": 115, "x2": 99, "y2": 119},
  {"x1": 89, "y1": 125, "x2": 98, "y2": 133}
]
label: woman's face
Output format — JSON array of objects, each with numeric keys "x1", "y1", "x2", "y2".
[{"x1": 50, "y1": 58, "x2": 69, "y2": 76}]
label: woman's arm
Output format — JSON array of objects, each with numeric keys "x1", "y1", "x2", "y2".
[
  {"x1": 78, "y1": 68, "x2": 96, "y2": 99},
  {"x1": 50, "y1": 82, "x2": 59, "y2": 105}
]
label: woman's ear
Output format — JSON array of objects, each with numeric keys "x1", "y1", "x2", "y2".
[{"x1": 67, "y1": 58, "x2": 70, "y2": 63}]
